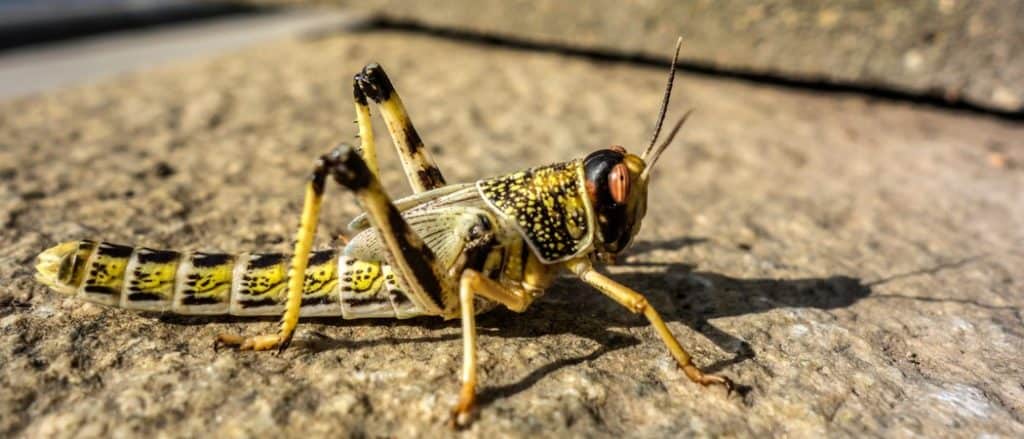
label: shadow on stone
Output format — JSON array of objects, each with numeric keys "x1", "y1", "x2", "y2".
[
  {"x1": 474, "y1": 332, "x2": 641, "y2": 408},
  {"x1": 159, "y1": 236, "x2": 872, "y2": 408},
  {"x1": 612, "y1": 264, "x2": 870, "y2": 372}
]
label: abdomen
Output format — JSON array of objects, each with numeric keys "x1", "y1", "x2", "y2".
[{"x1": 34, "y1": 240, "x2": 432, "y2": 319}]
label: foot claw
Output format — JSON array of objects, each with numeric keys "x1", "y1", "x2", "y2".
[
  {"x1": 680, "y1": 364, "x2": 735, "y2": 394},
  {"x1": 216, "y1": 333, "x2": 246, "y2": 350},
  {"x1": 449, "y1": 404, "x2": 474, "y2": 430},
  {"x1": 698, "y1": 373, "x2": 734, "y2": 394},
  {"x1": 215, "y1": 333, "x2": 282, "y2": 351},
  {"x1": 448, "y1": 388, "x2": 476, "y2": 429}
]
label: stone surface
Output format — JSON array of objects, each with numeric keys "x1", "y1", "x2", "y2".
[
  {"x1": 1, "y1": 31, "x2": 1023, "y2": 437},
  {"x1": 265, "y1": 0, "x2": 1024, "y2": 114}
]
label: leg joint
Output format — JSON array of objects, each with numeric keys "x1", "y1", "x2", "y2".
[
  {"x1": 319, "y1": 144, "x2": 373, "y2": 190},
  {"x1": 354, "y1": 63, "x2": 394, "y2": 103}
]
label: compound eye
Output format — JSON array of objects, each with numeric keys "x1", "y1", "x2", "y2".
[{"x1": 608, "y1": 163, "x2": 630, "y2": 205}]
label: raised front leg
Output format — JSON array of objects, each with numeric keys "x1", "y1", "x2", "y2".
[
  {"x1": 354, "y1": 63, "x2": 446, "y2": 193},
  {"x1": 566, "y1": 259, "x2": 734, "y2": 391}
]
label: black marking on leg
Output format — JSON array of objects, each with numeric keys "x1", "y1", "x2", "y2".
[
  {"x1": 416, "y1": 166, "x2": 446, "y2": 190},
  {"x1": 311, "y1": 161, "x2": 328, "y2": 196},
  {"x1": 352, "y1": 77, "x2": 369, "y2": 106},
  {"x1": 324, "y1": 145, "x2": 373, "y2": 190},
  {"x1": 324, "y1": 144, "x2": 444, "y2": 309},
  {"x1": 403, "y1": 123, "x2": 424, "y2": 154},
  {"x1": 355, "y1": 63, "x2": 394, "y2": 103},
  {"x1": 277, "y1": 334, "x2": 293, "y2": 354},
  {"x1": 384, "y1": 203, "x2": 445, "y2": 309}
]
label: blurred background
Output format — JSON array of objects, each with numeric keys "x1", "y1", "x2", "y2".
[{"x1": 1, "y1": 0, "x2": 1021, "y2": 114}]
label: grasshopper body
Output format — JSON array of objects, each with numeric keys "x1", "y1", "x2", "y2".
[
  {"x1": 35, "y1": 180, "x2": 560, "y2": 320},
  {"x1": 34, "y1": 39, "x2": 732, "y2": 427}
]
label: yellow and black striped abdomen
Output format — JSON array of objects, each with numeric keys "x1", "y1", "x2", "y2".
[{"x1": 34, "y1": 240, "x2": 431, "y2": 319}]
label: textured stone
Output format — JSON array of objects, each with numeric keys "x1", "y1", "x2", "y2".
[{"x1": 1, "y1": 32, "x2": 1022, "y2": 437}]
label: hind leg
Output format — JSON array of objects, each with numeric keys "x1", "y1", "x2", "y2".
[
  {"x1": 325, "y1": 143, "x2": 449, "y2": 314},
  {"x1": 218, "y1": 144, "x2": 454, "y2": 352},
  {"x1": 217, "y1": 150, "x2": 331, "y2": 352},
  {"x1": 353, "y1": 63, "x2": 446, "y2": 193}
]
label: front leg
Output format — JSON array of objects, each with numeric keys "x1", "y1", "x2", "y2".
[{"x1": 566, "y1": 259, "x2": 734, "y2": 390}]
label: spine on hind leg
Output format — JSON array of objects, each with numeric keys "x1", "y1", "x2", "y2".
[{"x1": 34, "y1": 240, "x2": 348, "y2": 317}]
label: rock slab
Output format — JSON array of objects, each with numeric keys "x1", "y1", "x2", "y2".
[{"x1": 1, "y1": 31, "x2": 1023, "y2": 437}]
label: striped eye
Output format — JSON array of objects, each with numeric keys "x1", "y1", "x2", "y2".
[{"x1": 608, "y1": 163, "x2": 630, "y2": 205}]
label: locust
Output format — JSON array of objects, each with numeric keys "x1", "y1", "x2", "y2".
[{"x1": 33, "y1": 38, "x2": 732, "y2": 426}]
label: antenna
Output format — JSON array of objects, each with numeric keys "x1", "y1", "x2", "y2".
[
  {"x1": 642, "y1": 36, "x2": 683, "y2": 161},
  {"x1": 640, "y1": 110, "x2": 692, "y2": 180}
]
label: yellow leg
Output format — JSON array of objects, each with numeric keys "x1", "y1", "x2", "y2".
[
  {"x1": 463, "y1": 270, "x2": 532, "y2": 312},
  {"x1": 450, "y1": 269, "x2": 528, "y2": 428},
  {"x1": 452, "y1": 269, "x2": 479, "y2": 428},
  {"x1": 566, "y1": 259, "x2": 733, "y2": 390},
  {"x1": 352, "y1": 79, "x2": 380, "y2": 178},
  {"x1": 354, "y1": 63, "x2": 446, "y2": 193},
  {"x1": 217, "y1": 157, "x2": 327, "y2": 352}
]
